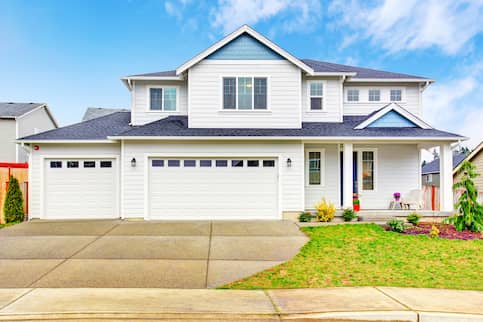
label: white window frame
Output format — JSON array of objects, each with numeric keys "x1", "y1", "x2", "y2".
[
  {"x1": 219, "y1": 76, "x2": 271, "y2": 111},
  {"x1": 347, "y1": 88, "x2": 359, "y2": 102},
  {"x1": 307, "y1": 80, "x2": 326, "y2": 111},
  {"x1": 146, "y1": 85, "x2": 179, "y2": 112},
  {"x1": 356, "y1": 148, "x2": 378, "y2": 192},
  {"x1": 305, "y1": 148, "x2": 326, "y2": 187},
  {"x1": 390, "y1": 88, "x2": 403, "y2": 102},
  {"x1": 368, "y1": 89, "x2": 381, "y2": 102}
]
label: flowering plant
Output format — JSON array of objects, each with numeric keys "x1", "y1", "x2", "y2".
[{"x1": 393, "y1": 192, "x2": 401, "y2": 200}]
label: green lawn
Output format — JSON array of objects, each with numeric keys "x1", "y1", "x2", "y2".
[
  {"x1": 0, "y1": 221, "x2": 19, "y2": 229},
  {"x1": 224, "y1": 224, "x2": 483, "y2": 290}
]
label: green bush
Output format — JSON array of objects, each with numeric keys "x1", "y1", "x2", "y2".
[
  {"x1": 445, "y1": 161, "x2": 483, "y2": 232},
  {"x1": 387, "y1": 219, "x2": 405, "y2": 233},
  {"x1": 3, "y1": 176, "x2": 24, "y2": 223},
  {"x1": 342, "y1": 208, "x2": 357, "y2": 222},
  {"x1": 298, "y1": 212, "x2": 313, "y2": 222},
  {"x1": 407, "y1": 213, "x2": 421, "y2": 225}
]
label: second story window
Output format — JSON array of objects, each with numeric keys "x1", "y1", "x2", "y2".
[
  {"x1": 309, "y1": 81, "x2": 324, "y2": 110},
  {"x1": 368, "y1": 89, "x2": 380, "y2": 102},
  {"x1": 347, "y1": 89, "x2": 359, "y2": 102},
  {"x1": 390, "y1": 89, "x2": 402, "y2": 101},
  {"x1": 149, "y1": 87, "x2": 177, "y2": 111},
  {"x1": 222, "y1": 77, "x2": 268, "y2": 110}
]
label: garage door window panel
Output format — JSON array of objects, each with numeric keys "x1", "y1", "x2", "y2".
[
  {"x1": 83, "y1": 161, "x2": 96, "y2": 168},
  {"x1": 232, "y1": 160, "x2": 244, "y2": 167},
  {"x1": 216, "y1": 160, "x2": 228, "y2": 167},
  {"x1": 100, "y1": 161, "x2": 112, "y2": 168},
  {"x1": 263, "y1": 160, "x2": 275, "y2": 167},
  {"x1": 247, "y1": 160, "x2": 259, "y2": 167},
  {"x1": 152, "y1": 160, "x2": 164, "y2": 167},
  {"x1": 200, "y1": 160, "x2": 212, "y2": 167},
  {"x1": 50, "y1": 161, "x2": 62, "y2": 168},
  {"x1": 67, "y1": 161, "x2": 79, "y2": 168},
  {"x1": 184, "y1": 160, "x2": 196, "y2": 167},
  {"x1": 168, "y1": 160, "x2": 180, "y2": 167}
]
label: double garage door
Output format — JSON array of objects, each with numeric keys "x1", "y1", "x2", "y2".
[
  {"x1": 148, "y1": 157, "x2": 279, "y2": 220},
  {"x1": 44, "y1": 158, "x2": 118, "y2": 219},
  {"x1": 42, "y1": 157, "x2": 279, "y2": 220}
]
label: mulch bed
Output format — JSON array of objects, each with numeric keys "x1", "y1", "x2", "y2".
[{"x1": 404, "y1": 222, "x2": 481, "y2": 240}]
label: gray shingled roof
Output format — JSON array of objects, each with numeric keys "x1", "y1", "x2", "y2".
[
  {"x1": 118, "y1": 116, "x2": 462, "y2": 138},
  {"x1": 21, "y1": 112, "x2": 132, "y2": 140},
  {"x1": 422, "y1": 153, "x2": 467, "y2": 174},
  {"x1": 82, "y1": 107, "x2": 129, "y2": 121},
  {"x1": 0, "y1": 102, "x2": 45, "y2": 118},
  {"x1": 301, "y1": 59, "x2": 427, "y2": 79},
  {"x1": 20, "y1": 112, "x2": 463, "y2": 141},
  {"x1": 127, "y1": 60, "x2": 427, "y2": 80}
]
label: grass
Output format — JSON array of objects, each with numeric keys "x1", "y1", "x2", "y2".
[
  {"x1": 0, "y1": 221, "x2": 20, "y2": 229},
  {"x1": 224, "y1": 224, "x2": 483, "y2": 290}
]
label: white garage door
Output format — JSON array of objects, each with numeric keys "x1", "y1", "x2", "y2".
[
  {"x1": 149, "y1": 158, "x2": 279, "y2": 220},
  {"x1": 44, "y1": 158, "x2": 118, "y2": 219}
]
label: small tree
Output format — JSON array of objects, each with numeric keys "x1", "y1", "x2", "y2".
[
  {"x1": 445, "y1": 161, "x2": 483, "y2": 232},
  {"x1": 3, "y1": 176, "x2": 24, "y2": 223}
]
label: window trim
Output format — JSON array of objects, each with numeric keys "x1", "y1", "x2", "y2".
[
  {"x1": 146, "y1": 85, "x2": 180, "y2": 112},
  {"x1": 356, "y1": 148, "x2": 378, "y2": 192},
  {"x1": 368, "y1": 89, "x2": 381, "y2": 102},
  {"x1": 390, "y1": 88, "x2": 403, "y2": 102},
  {"x1": 307, "y1": 80, "x2": 326, "y2": 112},
  {"x1": 346, "y1": 88, "x2": 360, "y2": 102},
  {"x1": 305, "y1": 148, "x2": 326, "y2": 187},
  {"x1": 219, "y1": 75, "x2": 271, "y2": 111}
]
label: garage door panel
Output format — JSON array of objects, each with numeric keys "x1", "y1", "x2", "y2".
[
  {"x1": 44, "y1": 159, "x2": 117, "y2": 219},
  {"x1": 149, "y1": 158, "x2": 278, "y2": 220}
]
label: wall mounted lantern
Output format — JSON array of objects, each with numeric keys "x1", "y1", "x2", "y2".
[
  {"x1": 286, "y1": 158, "x2": 292, "y2": 168},
  {"x1": 131, "y1": 157, "x2": 137, "y2": 167}
]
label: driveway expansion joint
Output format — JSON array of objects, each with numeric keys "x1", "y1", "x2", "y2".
[
  {"x1": 374, "y1": 286, "x2": 415, "y2": 311},
  {"x1": 204, "y1": 221, "x2": 213, "y2": 288}
]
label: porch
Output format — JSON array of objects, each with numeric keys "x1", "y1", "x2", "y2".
[{"x1": 302, "y1": 141, "x2": 455, "y2": 213}]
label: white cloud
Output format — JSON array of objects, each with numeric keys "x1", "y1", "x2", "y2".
[
  {"x1": 330, "y1": 0, "x2": 483, "y2": 54},
  {"x1": 210, "y1": 0, "x2": 322, "y2": 35}
]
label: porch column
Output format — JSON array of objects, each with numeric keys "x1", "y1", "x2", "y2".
[
  {"x1": 439, "y1": 143, "x2": 454, "y2": 212},
  {"x1": 343, "y1": 143, "x2": 354, "y2": 208}
]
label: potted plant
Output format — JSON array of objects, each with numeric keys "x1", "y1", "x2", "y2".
[
  {"x1": 353, "y1": 199, "x2": 360, "y2": 212},
  {"x1": 393, "y1": 192, "x2": 401, "y2": 202}
]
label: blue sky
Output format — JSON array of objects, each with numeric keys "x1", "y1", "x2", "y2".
[{"x1": 1, "y1": 0, "x2": 482, "y2": 149}]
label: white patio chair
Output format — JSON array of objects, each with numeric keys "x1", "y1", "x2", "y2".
[{"x1": 401, "y1": 189, "x2": 423, "y2": 210}]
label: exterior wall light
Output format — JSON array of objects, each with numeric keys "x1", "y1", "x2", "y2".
[
  {"x1": 286, "y1": 158, "x2": 292, "y2": 167},
  {"x1": 131, "y1": 157, "x2": 136, "y2": 167}
]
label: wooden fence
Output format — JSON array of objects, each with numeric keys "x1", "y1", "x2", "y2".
[{"x1": 0, "y1": 163, "x2": 29, "y2": 224}]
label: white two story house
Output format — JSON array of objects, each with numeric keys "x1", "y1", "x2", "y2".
[{"x1": 19, "y1": 25, "x2": 463, "y2": 220}]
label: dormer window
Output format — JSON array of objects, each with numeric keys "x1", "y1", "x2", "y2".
[
  {"x1": 149, "y1": 87, "x2": 177, "y2": 111},
  {"x1": 309, "y1": 81, "x2": 324, "y2": 110},
  {"x1": 222, "y1": 77, "x2": 268, "y2": 110},
  {"x1": 368, "y1": 89, "x2": 380, "y2": 102}
]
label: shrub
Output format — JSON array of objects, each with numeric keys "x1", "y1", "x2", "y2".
[
  {"x1": 314, "y1": 198, "x2": 336, "y2": 222},
  {"x1": 430, "y1": 225, "x2": 440, "y2": 238},
  {"x1": 4, "y1": 176, "x2": 24, "y2": 223},
  {"x1": 342, "y1": 208, "x2": 357, "y2": 222},
  {"x1": 298, "y1": 212, "x2": 313, "y2": 222},
  {"x1": 444, "y1": 161, "x2": 483, "y2": 232},
  {"x1": 387, "y1": 219, "x2": 405, "y2": 233},
  {"x1": 407, "y1": 213, "x2": 421, "y2": 225}
]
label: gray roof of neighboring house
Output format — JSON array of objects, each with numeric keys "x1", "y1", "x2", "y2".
[
  {"x1": 20, "y1": 112, "x2": 462, "y2": 141},
  {"x1": 128, "y1": 59, "x2": 427, "y2": 80},
  {"x1": 82, "y1": 107, "x2": 129, "y2": 121},
  {"x1": 0, "y1": 102, "x2": 45, "y2": 118},
  {"x1": 20, "y1": 112, "x2": 132, "y2": 140},
  {"x1": 422, "y1": 152, "x2": 467, "y2": 175}
]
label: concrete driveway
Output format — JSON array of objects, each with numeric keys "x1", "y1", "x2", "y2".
[{"x1": 0, "y1": 220, "x2": 307, "y2": 288}]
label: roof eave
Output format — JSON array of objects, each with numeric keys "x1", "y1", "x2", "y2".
[
  {"x1": 16, "y1": 139, "x2": 118, "y2": 144},
  {"x1": 311, "y1": 72, "x2": 357, "y2": 77},
  {"x1": 347, "y1": 78, "x2": 435, "y2": 83}
]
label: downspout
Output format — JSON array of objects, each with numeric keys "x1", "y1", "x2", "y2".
[{"x1": 340, "y1": 75, "x2": 346, "y2": 123}]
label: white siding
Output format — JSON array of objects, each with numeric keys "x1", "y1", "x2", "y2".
[
  {"x1": 188, "y1": 60, "x2": 302, "y2": 128},
  {"x1": 343, "y1": 84, "x2": 421, "y2": 116},
  {"x1": 131, "y1": 80, "x2": 187, "y2": 126},
  {"x1": 17, "y1": 107, "x2": 57, "y2": 162},
  {"x1": 122, "y1": 140, "x2": 304, "y2": 218},
  {"x1": 302, "y1": 77, "x2": 342, "y2": 122},
  {"x1": 304, "y1": 144, "x2": 340, "y2": 209},
  {"x1": 355, "y1": 144, "x2": 420, "y2": 209},
  {"x1": 28, "y1": 143, "x2": 120, "y2": 219},
  {"x1": 0, "y1": 119, "x2": 16, "y2": 162}
]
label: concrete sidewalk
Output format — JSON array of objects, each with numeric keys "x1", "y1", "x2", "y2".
[{"x1": 0, "y1": 287, "x2": 481, "y2": 321}]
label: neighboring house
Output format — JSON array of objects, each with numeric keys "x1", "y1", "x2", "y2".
[
  {"x1": 453, "y1": 141, "x2": 483, "y2": 201},
  {"x1": 422, "y1": 152, "x2": 467, "y2": 187},
  {"x1": 19, "y1": 25, "x2": 463, "y2": 220},
  {"x1": 82, "y1": 107, "x2": 129, "y2": 121},
  {"x1": 0, "y1": 102, "x2": 58, "y2": 163}
]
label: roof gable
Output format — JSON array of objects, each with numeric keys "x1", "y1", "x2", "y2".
[
  {"x1": 176, "y1": 25, "x2": 313, "y2": 75},
  {"x1": 355, "y1": 103, "x2": 432, "y2": 130},
  {"x1": 205, "y1": 34, "x2": 284, "y2": 60}
]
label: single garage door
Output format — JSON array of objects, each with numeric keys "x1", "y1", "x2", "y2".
[
  {"x1": 44, "y1": 158, "x2": 118, "y2": 219},
  {"x1": 149, "y1": 158, "x2": 279, "y2": 220}
]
